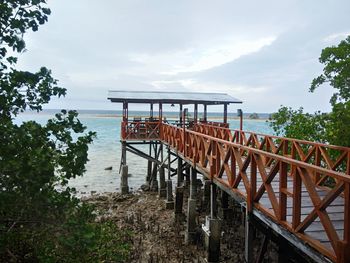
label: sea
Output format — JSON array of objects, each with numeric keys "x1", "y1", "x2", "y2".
[{"x1": 15, "y1": 110, "x2": 274, "y2": 195}]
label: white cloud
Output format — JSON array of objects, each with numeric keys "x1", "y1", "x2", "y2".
[
  {"x1": 170, "y1": 36, "x2": 276, "y2": 74},
  {"x1": 323, "y1": 32, "x2": 350, "y2": 42},
  {"x1": 129, "y1": 36, "x2": 276, "y2": 76}
]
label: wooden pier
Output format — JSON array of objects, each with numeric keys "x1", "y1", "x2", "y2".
[{"x1": 108, "y1": 90, "x2": 350, "y2": 263}]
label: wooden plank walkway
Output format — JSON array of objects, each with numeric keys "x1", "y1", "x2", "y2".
[{"x1": 230, "y1": 172, "x2": 345, "y2": 254}]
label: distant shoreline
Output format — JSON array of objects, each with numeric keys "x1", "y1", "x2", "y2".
[
  {"x1": 23, "y1": 110, "x2": 271, "y2": 121},
  {"x1": 23, "y1": 110, "x2": 269, "y2": 121},
  {"x1": 92, "y1": 114, "x2": 269, "y2": 121}
]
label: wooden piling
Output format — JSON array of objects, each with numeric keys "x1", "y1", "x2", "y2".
[
  {"x1": 219, "y1": 191, "x2": 233, "y2": 220},
  {"x1": 190, "y1": 167, "x2": 197, "y2": 199},
  {"x1": 244, "y1": 211, "x2": 255, "y2": 263},
  {"x1": 177, "y1": 157, "x2": 183, "y2": 186},
  {"x1": 202, "y1": 178, "x2": 211, "y2": 212},
  {"x1": 121, "y1": 165, "x2": 129, "y2": 194},
  {"x1": 159, "y1": 166, "x2": 166, "y2": 198},
  {"x1": 186, "y1": 166, "x2": 198, "y2": 244},
  {"x1": 165, "y1": 146, "x2": 174, "y2": 208},
  {"x1": 175, "y1": 186, "x2": 184, "y2": 216}
]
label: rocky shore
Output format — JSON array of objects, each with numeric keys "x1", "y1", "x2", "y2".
[{"x1": 82, "y1": 190, "x2": 278, "y2": 262}]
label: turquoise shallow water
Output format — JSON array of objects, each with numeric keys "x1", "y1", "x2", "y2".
[{"x1": 15, "y1": 112, "x2": 273, "y2": 194}]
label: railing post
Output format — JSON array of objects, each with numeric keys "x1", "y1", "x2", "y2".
[
  {"x1": 210, "y1": 141, "x2": 217, "y2": 179},
  {"x1": 223, "y1": 103, "x2": 227, "y2": 124},
  {"x1": 215, "y1": 141, "x2": 220, "y2": 179},
  {"x1": 159, "y1": 121, "x2": 163, "y2": 140},
  {"x1": 315, "y1": 147, "x2": 321, "y2": 184},
  {"x1": 337, "y1": 183, "x2": 350, "y2": 263},
  {"x1": 279, "y1": 160, "x2": 287, "y2": 221},
  {"x1": 229, "y1": 147, "x2": 236, "y2": 187},
  {"x1": 292, "y1": 166, "x2": 301, "y2": 230},
  {"x1": 121, "y1": 122, "x2": 126, "y2": 140},
  {"x1": 183, "y1": 111, "x2": 186, "y2": 157},
  {"x1": 244, "y1": 152, "x2": 256, "y2": 263},
  {"x1": 248, "y1": 153, "x2": 256, "y2": 212},
  {"x1": 265, "y1": 137, "x2": 271, "y2": 165}
]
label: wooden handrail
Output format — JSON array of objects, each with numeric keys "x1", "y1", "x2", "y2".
[
  {"x1": 194, "y1": 122, "x2": 350, "y2": 152},
  {"x1": 193, "y1": 123, "x2": 350, "y2": 187},
  {"x1": 166, "y1": 124, "x2": 350, "y2": 183}
]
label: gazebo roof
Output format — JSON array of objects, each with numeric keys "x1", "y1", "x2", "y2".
[{"x1": 107, "y1": 90, "x2": 242, "y2": 105}]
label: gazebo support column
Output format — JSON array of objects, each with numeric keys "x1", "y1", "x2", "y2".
[{"x1": 223, "y1": 103, "x2": 227, "y2": 124}]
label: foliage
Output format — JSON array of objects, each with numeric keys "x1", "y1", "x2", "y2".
[
  {"x1": 310, "y1": 36, "x2": 350, "y2": 105},
  {"x1": 269, "y1": 106, "x2": 328, "y2": 142},
  {"x1": 325, "y1": 101, "x2": 350, "y2": 147},
  {"x1": 89, "y1": 220, "x2": 132, "y2": 263},
  {"x1": 269, "y1": 36, "x2": 350, "y2": 148},
  {"x1": 0, "y1": 1, "x2": 131, "y2": 262}
]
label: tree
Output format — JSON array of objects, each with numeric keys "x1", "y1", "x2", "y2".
[
  {"x1": 269, "y1": 35, "x2": 350, "y2": 147},
  {"x1": 310, "y1": 36, "x2": 350, "y2": 105},
  {"x1": 0, "y1": 1, "x2": 131, "y2": 261},
  {"x1": 269, "y1": 106, "x2": 327, "y2": 142}
]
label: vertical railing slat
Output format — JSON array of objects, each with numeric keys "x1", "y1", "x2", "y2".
[
  {"x1": 292, "y1": 166, "x2": 301, "y2": 229},
  {"x1": 249, "y1": 153, "x2": 257, "y2": 212}
]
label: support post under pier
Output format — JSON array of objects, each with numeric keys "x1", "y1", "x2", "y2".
[
  {"x1": 185, "y1": 198, "x2": 197, "y2": 244},
  {"x1": 185, "y1": 167, "x2": 198, "y2": 244},
  {"x1": 146, "y1": 142, "x2": 152, "y2": 184},
  {"x1": 165, "y1": 180, "x2": 174, "y2": 209},
  {"x1": 159, "y1": 166, "x2": 166, "y2": 198},
  {"x1": 174, "y1": 157, "x2": 184, "y2": 218},
  {"x1": 165, "y1": 146, "x2": 174, "y2": 209},
  {"x1": 177, "y1": 157, "x2": 183, "y2": 185},
  {"x1": 203, "y1": 182, "x2": 221, "y2": 263},
  {"x1": 184, "y1": 166, "x2": 191, "y2": 189},
  {"x1": 120, "y1": 165, "x2": 129, "y2": 194},
  {"x1": 219, "y1": 191, "x2": 233, "y2": 221},
  {"x1": 190, "y1": 167, "x2": 197, "y2": 199},
  {"x1": 244, "y1": 211, "x2": 255, "y2": 263},
  {"x1": 146, "y1": 160, "x2": 152, "y2": 183},
  {"x1": 150, "y1": 161, "x2": 158, "y2": 191},
  {"x1": 120, "y1": 142, "x2": 129, "y2": 194},
  {"x1": 159, "y1": 143, "x2": 166, "y2": 197},
  {"x1": 202, "y1": 178, "x2": 211, "y2": 212}
]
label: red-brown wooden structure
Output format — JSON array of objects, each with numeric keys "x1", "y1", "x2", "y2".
[{"x1": 108, "y1": 90, "x2": 350, "y2": 263}]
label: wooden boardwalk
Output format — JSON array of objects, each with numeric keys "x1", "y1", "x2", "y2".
[
  {"x1": 235, "y1": 172, "x2": 345, "y2": 254},
  {"x1": 121, "y1": 121, "x2": 350, "y2": 263}
]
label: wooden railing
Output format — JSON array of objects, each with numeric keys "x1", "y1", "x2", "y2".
[
  {"x1": 199, "y1": 120, "x2": 230, "y2": 128},
  {"x1": 121, "y1": 121, "x2": 160, "y2": 140},
  {"x1": 194, "y1": 123, "x2": 350, "y2": 188},
  {"x1": 161, "y1": 123, "x2": 350, "y2": 263}
]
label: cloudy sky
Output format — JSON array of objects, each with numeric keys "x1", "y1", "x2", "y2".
[{"x1": 18, "y1": 0, "x2": 350, "y2": 113}]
